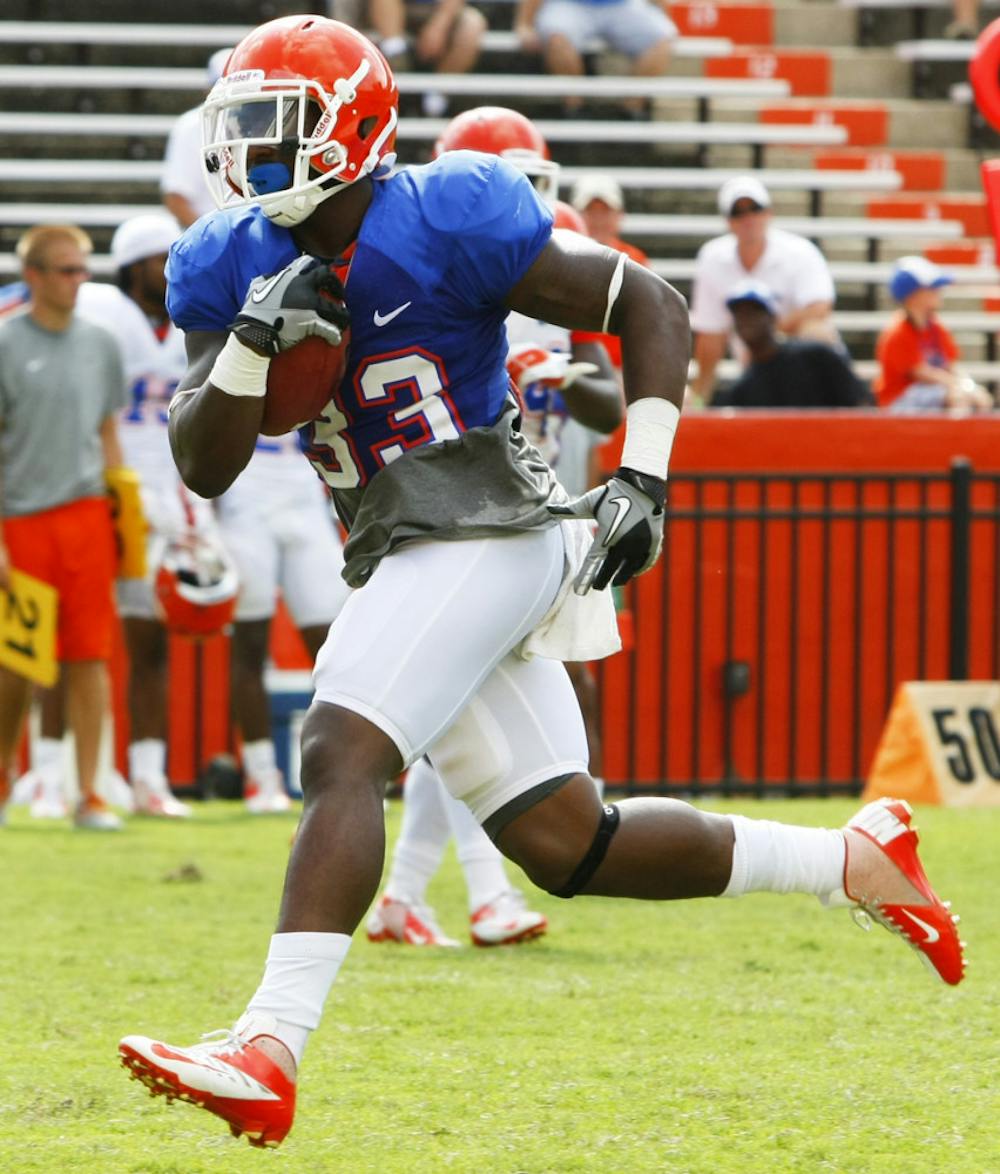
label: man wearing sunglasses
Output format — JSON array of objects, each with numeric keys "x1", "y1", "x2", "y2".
[
  {"x1": 0, "y1": 224, "x2": 128, "y2": 830},
  {"x1": 690, "y1": 175, "x2": 837, "y2": 404}
]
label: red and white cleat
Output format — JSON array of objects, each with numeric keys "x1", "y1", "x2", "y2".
[
  {"x1": 119, "y1": 1012, "x2": 296, "y2": 1149},
  {"x1": 133, "y1": 774, "x2": 191, "y2": 819},
  {"x1": 365, "y1": 894, "x2": 460, "y2": 947},
  {"x1": 470, "y1": 889, "x2": 547, "y2": 947},
  {"x1": 844, "y1": 798, "x2": 966, "y2": 986},
  {"x1": 244, "y1": 770, "x2": 293, "y2": 815}
]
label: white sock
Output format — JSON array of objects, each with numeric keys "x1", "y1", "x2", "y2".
[
  {"x1": 385, "y1": 757, "x2": 449, "y2": 904},
  {"x1": 128, "y1": 738, "x2": 166, "y2": 782},
  {"x1": 441, "y1": 784, "x2": 511, "y2": 912},
  {"x1": 246, "y1": 932, "x2": 351, "y2": 1066},
  {"x1": 243, "y1": 739, "x2": 278, "y2": 781},
  {"x1": 34, "y1": 736, "x2": 64, "y2": 776},
  {"x1": 722, "y1": 816, "x2": 847, "y2": 903}
]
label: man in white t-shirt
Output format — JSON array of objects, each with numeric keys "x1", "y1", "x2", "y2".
[
  {"x1": 689, "y1": 176, "x2": 837, "y2": 404},
  {"x1": 161, "y1": 48, "x2": 232, "y2": 228}
]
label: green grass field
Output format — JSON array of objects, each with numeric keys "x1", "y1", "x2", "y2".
[{"x1": 1, "y1": 798, "x2": 996, "y2": 1174}]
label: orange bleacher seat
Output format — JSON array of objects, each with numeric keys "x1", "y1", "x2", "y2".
[
  {"x1": 924, "y1": 243, "x2": 995, "y2": 264},
  {"x1": 706, "y1": 52, "x2": 830, "y2": 98},
  {"x1": 866, "y1": 197, "x2": 991, "y2": 238},
  {"x1": 759, "y1": 104, "x2": 888, "y2": 147},
  {"x1": 669, "y1": 3, "x2": 773, "y2": 45},
  {"x1": 813, "y1": 150, "x2": 945, "y2": 192}
]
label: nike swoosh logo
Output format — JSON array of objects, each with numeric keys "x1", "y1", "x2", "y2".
[
  {"x1": 373, "y1": 301, "x2": 412, "y2": 327},
  {"x1": 250, "y1": 272, "x2": 284, "y2": 303},
  {"x1": 604, "y1": 496, "x2": 632, "y2": 544},
  {"x1": 899, "y1": 909, "x2": 941, "y2": 944},
  {"x1": 147, "y1": 1044, "x2": 282, "y2": 1100}
]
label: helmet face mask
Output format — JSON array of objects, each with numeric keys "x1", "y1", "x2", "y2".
[{"x1": 201, "y1": 17, "x2": 399, "y2": 227}]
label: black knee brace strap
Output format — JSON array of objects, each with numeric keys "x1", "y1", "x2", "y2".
[{"x1": 552, "y1": 803, "x2": 621, "y2": 899}]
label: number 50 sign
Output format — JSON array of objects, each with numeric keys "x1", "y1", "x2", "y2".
[{"x1": 865, "y1": 682, "x2": 1000, "y2": 807}]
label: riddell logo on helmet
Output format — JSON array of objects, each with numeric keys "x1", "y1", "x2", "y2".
[{"x1": 224, "y1": 69, "x2": 265, "y2": 84}]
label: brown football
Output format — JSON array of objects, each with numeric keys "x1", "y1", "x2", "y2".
[{"x1": 261, "y1": 331, "x2": 350, "y2": 436}]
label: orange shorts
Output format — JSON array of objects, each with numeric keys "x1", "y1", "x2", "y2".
[{"x1": 3, "y1": 496, "x2": 117, "y2": 662}]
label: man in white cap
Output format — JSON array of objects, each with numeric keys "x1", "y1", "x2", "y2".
[
  {"x1": 690, "y1": 175, "x2": 837, "y2": 404},
  {"x1": 161, "y1": 47, "x2": 233, "y2": 228}
]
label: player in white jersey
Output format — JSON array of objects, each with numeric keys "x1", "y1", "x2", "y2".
[
  {"x1": 368, "y1": 113, "x2": 622, "y2": 948},
  {"x1": 217, "y1": 438, "x2": 351, "y2": 813},
  {"x1": 366, "y1": 110, "x2": 623, "y2": 947},
  {"x1": 87, "y1": 216, "x2": 203, "y2": 817}
]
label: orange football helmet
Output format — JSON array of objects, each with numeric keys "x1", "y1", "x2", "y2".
[
  {"x1": 202, "y1": 15, "x2": 398, "y2": 226},
  {"x1": 432, "y1": 106, "x2": 559, "y2": 203},
  {"x1": 155, "y1": 533, "x2": 240, "y2": 640}
]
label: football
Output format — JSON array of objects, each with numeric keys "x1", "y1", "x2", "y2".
[{"x1": 261, "y1": 331, "x2": 350, "y2": 436}]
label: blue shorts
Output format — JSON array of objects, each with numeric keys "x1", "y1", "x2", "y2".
[{"x1": 536, "y1": 0, "x2": 678, "y2": 57}]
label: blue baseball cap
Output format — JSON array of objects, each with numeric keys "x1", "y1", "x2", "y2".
[
  {"x1": 725, "y1": 279, "x2": 778, "y2": 316},
  {"x1": 888, "y1": 255, "x2": 953, "y2": 302}
]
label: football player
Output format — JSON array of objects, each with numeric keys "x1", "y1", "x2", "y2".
[
  {"x1": 119, "y1": 16, "x2": 965, "y2": 1150},
  {"x1": 367, "y1": 107, "x2": 622, "y2": 949}
]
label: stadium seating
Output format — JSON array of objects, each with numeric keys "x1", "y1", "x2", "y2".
[{"x1": 0, "y1": 0, "x2": 996, "y2": 372}]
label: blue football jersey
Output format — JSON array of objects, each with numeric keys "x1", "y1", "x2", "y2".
[{"x1": 167, "y1": 152, "x2": 553, "y2": 490}]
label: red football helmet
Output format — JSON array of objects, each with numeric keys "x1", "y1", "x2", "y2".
[
  {"x1": 154, "y1": 533, "x2": 240, "y2": 639},
  {"x1": 202, "y1": 16, "x2": 399, "y2": 226},
  {"x1": 432, "y1": 106, "x2": 559, "y2": 203},
  {"x1": 552, "y1": 200, "x2": 587, "y2": 235}
]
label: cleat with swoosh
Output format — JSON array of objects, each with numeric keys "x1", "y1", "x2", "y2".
[
  {"x1": 118, "y1": 1012, "x2": 296, "y2": 1147},
  {"x1": 844, "y1": 798, "x2": 966, "y2": 985}
]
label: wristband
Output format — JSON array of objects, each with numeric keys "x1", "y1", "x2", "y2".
[
  {"x1": 208, "y1": 334, "x2": 271, "y2": 399},
  {"x1": 620, "y1": 397, "x2": 680, "y2": 481}
]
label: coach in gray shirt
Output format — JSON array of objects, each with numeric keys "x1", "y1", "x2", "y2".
[{"x1": 0, "y1": 223, "x2": 128, "y2": 830}]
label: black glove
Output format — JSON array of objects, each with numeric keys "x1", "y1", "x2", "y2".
[
  {"x1": 549, "y1": 466, "x2": 666, "y2": 595},
  {"x1": 230, "y1": 255, "x2": 350, "y2": 355}
]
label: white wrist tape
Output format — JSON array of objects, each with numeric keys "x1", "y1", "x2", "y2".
[
  {"x1": 620, "y1": 397, "x2": 680, "y2": 480},
  {"x1": 209, "y1": 334, "x2": 270, "y2": 398}
]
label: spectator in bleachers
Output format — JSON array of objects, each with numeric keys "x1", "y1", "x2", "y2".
[
  {"x1": 712, "y1": 280, "x2": 871, "y2": 409},
  {"x1": 944, "y1": 0, "x2": 980, "y2": 39},
  {"x1": 161, "y1": 47, "x2": 233, "y2": 228},
  {"x1": 0, "y1": 225, "x2": 128, "y2": 830},
  {"x1": 875, "y1": 256, "x2": 993, "y2": 412},
  {"x1": 515, "y1": 0, "x2": 677, "y2": 117},
  {"x1": 365, "y1": 0, "x2": 487, "y2": 116},
  {"x1": 690, "y1": 176, "x2": 838, "y2": 405}
]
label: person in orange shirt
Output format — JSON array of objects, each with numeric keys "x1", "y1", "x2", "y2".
[
  {"x1": 875, "y1": 256, "x2": 993, "y2": 412},
  {"x1": 567, "y1": 175, "x2": 651, "y2": 476},
  {"x1": 568, "y1": 174, "x2": 650, "y2": 370}
]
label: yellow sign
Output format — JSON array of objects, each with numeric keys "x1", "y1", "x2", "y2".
[
  {"x1": 865, "y1": 681, "x2": 1000, "y2": 807},
  {"x1": 0, "y1": 569, "x2": 58, "y2": 686},
  {"x1": 105, "y1": 466, "x2": 148, "y2": 580}
]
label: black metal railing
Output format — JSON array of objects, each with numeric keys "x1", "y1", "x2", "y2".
[{"x1": 602, "y1": 458, "x2": 1000, "y2": 797}]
